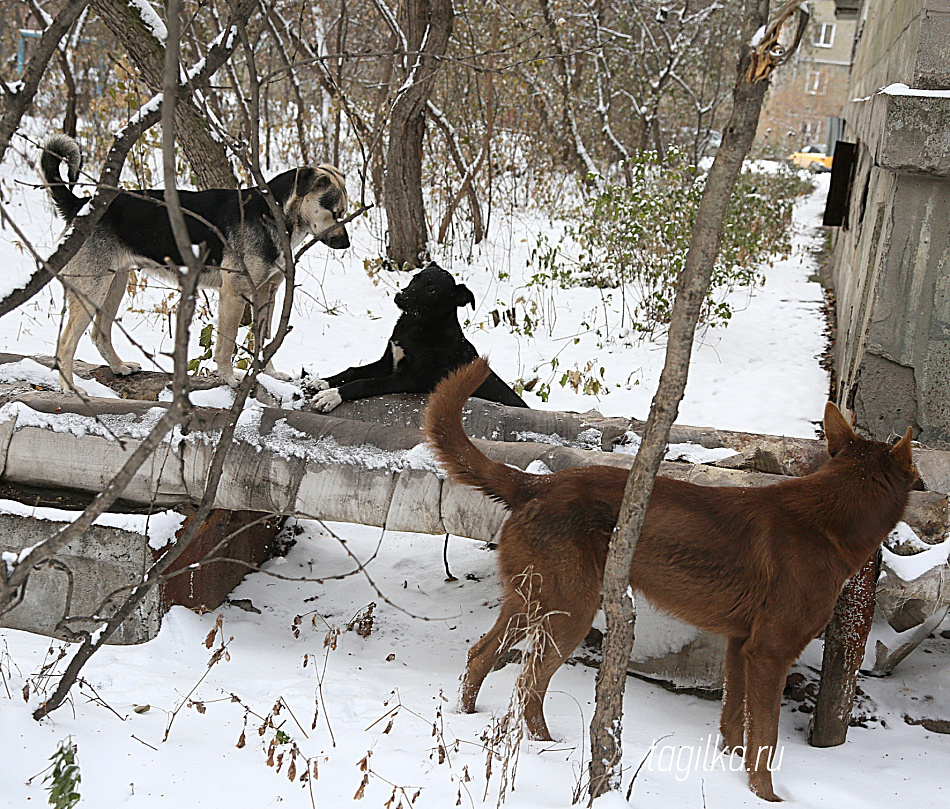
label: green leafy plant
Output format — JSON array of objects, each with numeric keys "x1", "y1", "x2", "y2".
[
  {"x1": 187, "y1": 323, "x2": 215, "y2": 374},
  {"x1": 44, "y1": 738, "x2": 80, "y2": 809},
  {"x1": 565, "y1": 149, "x2": 807, "y2": 337}
]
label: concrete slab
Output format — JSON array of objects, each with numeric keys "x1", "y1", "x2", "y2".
[
  {"x1": 0, "y1": 505, "x2": 281, "y2": 645},
  {"x1": 0, "y1": 513, "x2": 161, "y2": 644}
]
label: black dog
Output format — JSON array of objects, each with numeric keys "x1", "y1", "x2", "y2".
[{"x1": 309, "y1": 264, "x2": 528, "y2": 411}]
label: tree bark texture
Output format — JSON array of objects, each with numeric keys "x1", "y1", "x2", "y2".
[
  {"x1": 587, "y1": 0, "x2": 773, "y2": 798},
  {"x1": 92, "y1": 0, "x2": 237, "y2": 189},
  {"x1": 808, "y1": 555, "x2": 879, "y2": 747},
  {"x1": 383, "y1": 0, "x2": 454, "y2": 268}
]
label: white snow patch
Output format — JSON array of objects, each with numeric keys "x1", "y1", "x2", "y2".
[
  {"x1": 0, "y1": 400, "x2": 165, "y2": 439},
  {"x1": 0, "y1": 498, "x2": 184, "y2": 549},
  {"x1": 0, "y1": 358, "x2": 61, "y2": 388},
  {"x1": 514, "y1": 428, "x2": 602, "y2": 450},
  {"x1": 233, "y1": 413, "x2": 445, "y2": 476},
  {"x1": 881, "y1": 533, "x2": 950, "y2": 582},
  {"x1": 614, "y1": 432, "x2": 739, "y2": 464},
  {"x1": 126, "y1": 0, "x2": 168, "y2": 43},
  {"x1": 884, "y1": 520, "x2": 931, "y2": 553},
  {"x1": 880, "y1": 82, "x2": 950, "y2": 98},
  {"x1": 120, "y1": 92, "x2": 163, "y2": 134},
  {"x1": 256, "y1": 374, "x2": 303, "y2": 408},
  {"x1": 0, "y1": 358, "x2": 119, "y2": 398},
  {"x1": 159, "y1": 384, "x2": 236, "y2": 409},
  {"x1": 525, "y1": 459, "x2": 553, "y2": 475},
  {"x1": 2, "y1": 550, "x2": 18, "y2": 575},
  {"x1": 144, "y1": 511, "x2": 186, "y2": 550},
  {"x1": 664, "y1": 443, "x2": 739, "y2": 464}
]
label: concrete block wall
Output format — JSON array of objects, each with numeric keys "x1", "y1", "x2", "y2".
[
  {"x1": 831, "y1": 0, "x2": 950, "y2": 446},
  {"x1": 0, "y1": 514, "x2": 161, "y2": 644},
  {"x1": 0, "y1": 506, "x2": 281, "y2": 645}
]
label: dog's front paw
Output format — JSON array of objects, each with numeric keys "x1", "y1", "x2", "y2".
[
  {"x1": 312, "y1": 387, "x2": 342, "y2": 412},
  {"x1": 113, "y1": 362, "x2": 141, "y2": 376},
  {"x1": 302, "y1": 377, "x2": 331, "y2": 396}
]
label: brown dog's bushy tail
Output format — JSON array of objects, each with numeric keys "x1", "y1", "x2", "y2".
[{"x1": 425, "y1": 358, "x2": 532, "y2": 510}]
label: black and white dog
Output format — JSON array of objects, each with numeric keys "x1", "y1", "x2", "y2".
[
  {"x1": 309, "y1": 263, "x2": 528, "y2": 411},
  {"x1": 39, "y1": 134, "x2": 350, "y2": 389}
]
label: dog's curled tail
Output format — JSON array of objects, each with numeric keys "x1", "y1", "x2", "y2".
[
  {"x1": 39, "y1": 134, "x2": 86, "y2": 222},
  {"x1": 425, "y1": 358, "x2": 531, "y2": 510}
]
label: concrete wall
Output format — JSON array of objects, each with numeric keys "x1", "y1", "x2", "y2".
[
  {"x1": 0, "y1": 515, "x2": 161, "y2": 644},
  {"x1": 847, "y1": 0, "x2": 950, "y2": 92},
  {"x1": 831, "y1": 0, "x2": 950, "y2": 446}
]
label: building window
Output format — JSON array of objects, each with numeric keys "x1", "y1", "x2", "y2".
[
  {"x1": 806, "y1": 70, "x2": 822, "y2": 95},
  {"x1": 814, "y1": 22, "x2": 835, "y2": 47}
]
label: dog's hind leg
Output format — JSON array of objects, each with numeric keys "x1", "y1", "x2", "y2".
[
  {"x1": 520, "y1": 608, "x2": 596, "y2": 741},
  {"x1": 742, "y1": 643, "x2": 793, "y2": 802},
  {"x1": 57, "y1": 290, "x2": 96, "y2": 391},
  {"x1": 214, "y1": 274, "x2": 246, "y2": 387},
  {"x1": 460, "y1": 600, "x2": 527, "y2": 717},
  {"x1": 91, "y1": 270, "x2": 140, "y2": 376},
  {"x1": 720, "y1": 635, "x2": 748, "y2": 752}
]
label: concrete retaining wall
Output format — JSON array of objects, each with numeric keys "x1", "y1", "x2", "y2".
[
  {"x1": 0, "y1": 513, "x2": 161, "y2": 644},
  {"x1": 830, "y1": 0, "x2": 950, "y2": 446}
]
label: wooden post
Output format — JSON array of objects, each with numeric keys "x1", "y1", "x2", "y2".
[{"x1": 809, "y1": 553, "x2": 879, "y2": 747}]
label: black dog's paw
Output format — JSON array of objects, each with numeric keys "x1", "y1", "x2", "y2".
[
  {"x1": 300, "y1": 371, "x2": 331, "y2": 398},
  {"x1": 311, "y1": 387, "x2": 342, "y2": 412}
]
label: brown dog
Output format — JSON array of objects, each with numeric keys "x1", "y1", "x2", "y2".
[{"x1": 425, "y1": 358, "x2": 917, "y2": 801}]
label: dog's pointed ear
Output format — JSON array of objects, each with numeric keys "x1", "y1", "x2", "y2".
[
  {"x1": 294, "y1": 167, "x2": 330, "y2": 197},
  {"x1": 454, "y1": 284, "x2": 476, "y2": 309},
  {"x1": 824, "y1": 402, "x2": 855, "y2": 455},
  {"x1": 890, "y1": 426, "x2": 914, "y2": 466}
]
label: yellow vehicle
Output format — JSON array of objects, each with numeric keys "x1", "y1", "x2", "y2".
[{"x1": 788, "y1": 145, "x2": 833, "y2": 172}]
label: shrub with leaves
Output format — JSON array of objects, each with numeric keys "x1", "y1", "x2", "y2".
[
  {"x1": 44, "y1": 738, "x2": 80, "y2": 809},
  {"x1": 565, "y1": 149, "x2": 812, "y2": 336}
]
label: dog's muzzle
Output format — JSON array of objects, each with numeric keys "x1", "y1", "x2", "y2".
[{"x1": 320, "y1": 225, "x2": 350, "y2": 250}]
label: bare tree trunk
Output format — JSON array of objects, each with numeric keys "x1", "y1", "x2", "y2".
[
  {"x1": 537, "y1": 0, "x2": 598, "y2": 182},
  {"x1": 434, "y1": 7, "x2": 496, "y2": 244},
  {"x1": 57, "y1": 49, "x2": 79, "y2": 137},
  {"x1": 383, "y1": 0, "x2": 453, "y2": 269},
  {"x1": 587, "y1": 0, "x2": 773, "y2": 798},
  {"x1": 92, "y1": 0, "x2": 237, "y2": 189},
  {"x1": 261, "y1": 11, "x2": 310, "y2": 165},
  {"x1": 808, "y1": 554, "x2": 879, "y2": 746},
  {"x1": 428, "y1": 102, "x2": 485, "y2": 243}
]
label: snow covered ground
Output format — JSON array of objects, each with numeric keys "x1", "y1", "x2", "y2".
[{"x1": 1, "y1": 149, "x2": 948, "y2": 808}]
